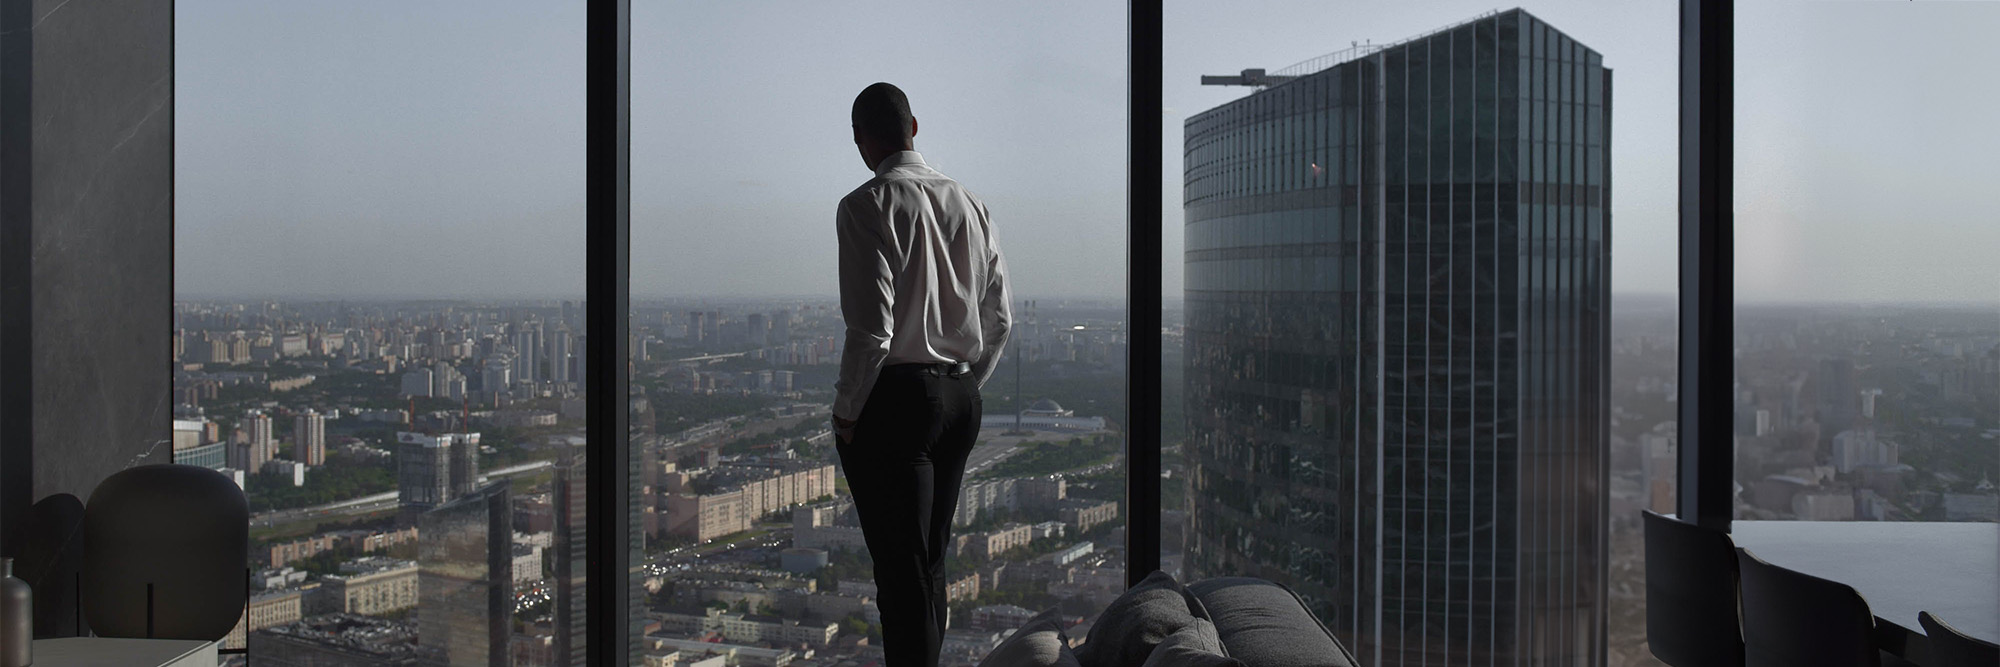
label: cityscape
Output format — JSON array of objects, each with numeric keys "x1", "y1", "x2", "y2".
[
  {"x1": 156, "y1": 5, "x2": 1997, "y2": 667},
  {"x1": 169, "y1": 292, "x2": 1999, "y2": 667},
  {"x1": 172, "y1": 297, "x2": 1130, "y2": 666}
]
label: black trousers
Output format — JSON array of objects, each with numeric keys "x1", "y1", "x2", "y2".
[{"x1": 835, "y1": 363, "x2": 982, "y2": 667}]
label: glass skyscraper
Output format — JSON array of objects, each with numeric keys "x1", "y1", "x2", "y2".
[
  {"x1": 419, "y1": 481, "x2": 512, "y2": 667},
  {"x1": 1182, "y1": 9, "x2": 1609, "y2": 666},
  {"x1": 553, "y1": 454, "x2": 588, "y2": 666}
]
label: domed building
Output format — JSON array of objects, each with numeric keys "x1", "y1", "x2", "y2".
[
  {"x1": 980, "y1": 397, "x2": 1105, "y2": 434},
  {"x1": 1021, "y1": 399, "x2": 1073, "y2": 418}
]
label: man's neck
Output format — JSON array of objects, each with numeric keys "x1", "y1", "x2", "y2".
[{"x1": 866, "y1": 145, "x2": 917, "y2": 172}]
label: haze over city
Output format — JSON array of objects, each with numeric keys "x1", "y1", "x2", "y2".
[{"x1": 176, "y1": 0, "x2": 2000, "y2": 305}]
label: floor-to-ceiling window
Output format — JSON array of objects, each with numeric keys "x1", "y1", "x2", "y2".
[
  {"x1": 175, "y1": 2, "x2": 587, "y2": 663},
  {"x1": 1163, "y1": 3, "x2": 1678, "y2": 665},
  {"x1": 1731, "y1": 2, "x2": 1999, "y2": 525},
  {"x1": 627, "y1": 3, "x2": 1128, "y2": 664}
]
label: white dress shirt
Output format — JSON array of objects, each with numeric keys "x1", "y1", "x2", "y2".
[{"x1": 834, "y1": 151, "x2": 1012, "y2": 421}]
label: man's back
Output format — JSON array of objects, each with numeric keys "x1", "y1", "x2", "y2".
[{"x1": 834, "y1": 151, "x2": 1009, "y2": 421}]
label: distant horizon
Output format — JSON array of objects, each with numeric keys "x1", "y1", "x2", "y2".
[{"x1": 169, "y1": 290, "x2": 2000, "y2": 311}]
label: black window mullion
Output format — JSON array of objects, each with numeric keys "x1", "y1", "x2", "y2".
[
  {"x1": 584, "y1": 0, "x2": 633, "y2": 663},
  {"x1": 1677, "y1": 0, "x2": 1733, "y2": 532},
  {"x1": 1126, "y1": 0, "x2": 1164, "y2": 587}
]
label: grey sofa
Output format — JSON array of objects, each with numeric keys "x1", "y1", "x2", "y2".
[
  {"x1": 978, "y1": 570, "x2": 1358, "y2": 667},
  {"x1": 1182, "y1": 576, "x2": 1358, "y2": 667}
]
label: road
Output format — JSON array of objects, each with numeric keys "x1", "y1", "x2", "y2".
[
  {"x1": 252, "y1": 459, "x2": 554, "y2": 528},
  {"x1": 964, "y1": 437, "x2": 1025, "y2": 476}
]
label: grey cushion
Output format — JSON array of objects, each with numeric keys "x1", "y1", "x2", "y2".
[
  {"x1": 1186, "y1": 577, "x2": 1358, "y2": 667},
  {"x1": 978, "y1": 607, "x2": 1081, "y2": 667},
  {"x1": 1075, "y1": 570, "x2": 1199, "y2": 667},
  {"x1": 1141, "y1": 618, "x2": 1245, "y2": 667}
]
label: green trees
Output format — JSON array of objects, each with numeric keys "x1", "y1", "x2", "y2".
[
  {"x1": 244, "y1": 452, "x2": 395, "y2": 512},
  {"x1": 980, "y1": 434, "x2": 1121, "y2": 479}
]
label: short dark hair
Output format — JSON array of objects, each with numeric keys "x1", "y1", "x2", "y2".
[{"x1": 851, "y1": 82, "x2": 913, "y2": 143}]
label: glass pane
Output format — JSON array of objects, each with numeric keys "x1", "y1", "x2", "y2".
[
  {"x1": 1167, "y1": 3, "x2": 1677, "y2": 665},
  {"x1": 174, "y1": 1, "x2": 587, "y2": 663},
  {"x1": 631, "y1": 3, "x2": 1127, "y2": 664},
  {"x1": 1734, "y1": 6, "x2": 2000, "y2": 520}
]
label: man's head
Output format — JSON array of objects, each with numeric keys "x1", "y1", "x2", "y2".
[{"x1": 851, "y1": 82, "x2": 917, "y2": 171}]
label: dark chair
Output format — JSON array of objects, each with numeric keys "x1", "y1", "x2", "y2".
[
  {"x1": 1642, "y1": 510, "x2": 1744, "y2": 667},
  {"x1": 19, "y1": 494, "x2": 88, "y2": 638},
  {"x1": 1737, "y1": 547, "x2": 1880, "y2": 667},
  {"x1": 1918, "y1": 611, "x2": 1999, "y2": 667},
  {"x1": 81, "y1": 464, "x2": 248, "y2": 641}
]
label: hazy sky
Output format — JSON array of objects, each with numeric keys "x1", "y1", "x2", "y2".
[{"x1": 175, "y1": 1, "x2": 1997, "y2": 305}]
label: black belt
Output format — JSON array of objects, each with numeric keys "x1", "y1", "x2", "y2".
[{"x1": 889, "y1": 361, "x2": 973, "y2": 377}]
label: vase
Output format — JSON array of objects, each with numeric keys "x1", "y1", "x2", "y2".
[{"x1": 0, "y1": 557, "x2": 30, "y2": 667}]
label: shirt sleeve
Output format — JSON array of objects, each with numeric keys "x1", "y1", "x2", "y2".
[
  {"x1": 970, "y1": 204, "x2": 1012, "y2": 390},
  {"x1": 833, "y1": 194, "x2": 898, "y2": 421}
]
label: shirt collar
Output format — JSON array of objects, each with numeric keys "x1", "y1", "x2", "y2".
[{"x1": 874, "y1": 150, "x2": 926, "y2": 178}]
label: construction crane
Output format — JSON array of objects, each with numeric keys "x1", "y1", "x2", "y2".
[{"x1": 1199, "y1": 68, "x2": 1298, "y2": 88}]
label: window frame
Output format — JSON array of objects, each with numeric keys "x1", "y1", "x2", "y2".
[{"x1": 0, "y1": 1, "x2": 1732, "y2": 662}]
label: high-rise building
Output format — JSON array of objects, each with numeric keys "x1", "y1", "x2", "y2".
[
  {"x1": 418, "y1": 481, "x2": 511, "y2": 667},
  {"x1": 447, "y1": 433, "x2": 481, "y2": 498},
  {"x1": 687, "y1": 311, "x2": 707, "y2": 343},
  {"x1": 401, "y1": 367, "x2": 435, "y2": 398},
  {"x1": 398, "y1": 433, "x2": 451, "y2": 516},
  {"x1": 1818, "y1": 358, "x2": 1856, "y2": 440},
  {"x1": 627, "y1": 393, "x2": 653, "y2": 664},
  {"x1": 294, "y1": 409, "x2": 325, "y2": 466},
  {"x1": 746, "y1": 312, "x2": 768, "y2": 347},
  {"x1": 433, "y1": 361, "x2": 464, "y2": 399},
  {"x1": 548, "y1": 329, "x2": 572, "y2": 384},
  {"x1": 770, "y1": 311, "x2": 791, "y2": 344},
  {"x1": 483, "y1": 356, "x2": 513, "y2": 397},
  {"x1": 1182, "y1": 10, "x2": 1609, "y2": 665},
  {"x1": 551, "y1": 454, "x2": 586, "y2": 666},
  {"x1": 515, "y1": 325, "x2": 540, "y2": 385},
  {"x1": 398, "y1": 431, "x2": 482, "y2": 516},
  {"x1": 245, "y1": 409, "x2": 275, "y2": 472},
  {"x1": 172, "y1": 418, "x2": 228, "y2": 470}
]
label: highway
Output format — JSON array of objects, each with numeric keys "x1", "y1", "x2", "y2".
[
  {"x1": 964, "y1": 437, "x2": 1025, "y2": 476},
  {"x1": 252, "y1": 459, "x2": 554, "y2": 528}
]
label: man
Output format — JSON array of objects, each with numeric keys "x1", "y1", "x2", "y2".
[{"x1": 832, "y1": 82, "x2": 1011, "y2": 666}]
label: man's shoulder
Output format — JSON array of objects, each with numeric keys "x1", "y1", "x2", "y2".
[{"x1": 841, "y1": 166, "x2": 986, "y2": 222}]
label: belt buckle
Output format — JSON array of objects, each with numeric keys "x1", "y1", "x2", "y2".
[{"x1": 949, "y1": 361, "x2": 971, "y2": 376}]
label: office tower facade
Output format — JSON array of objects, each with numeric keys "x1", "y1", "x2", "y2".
[
  {"x1": 433, "y1": 361, "x2": 464, "y2": 399},
  {"x1": 746, "y1": 312, "x2": 768, "y2": 346},
  {"x1": 627, "y1": 394, "x2": 652, "y2": 663},
  {"x1": 447, "y1": 433, "x2": 481, "y2": 497},
  {"x1": 771, "y1": 311, "x2": 791, "y2": 343},
  {"x1": 294, "y1": 409, "x2": 326, "y2": 466},
  {"x1": 482, "y1": 356, "x2": 513, "y2": 396},
  {"x1": 398, "y1": 432, "x2": 481, "y2": 515},
  {"x1": 1182, "y1": 10, "x2": 1609, "y2": 666},
  {"x1": 551, "y1": 454, "x2": 586, "y2": 666},
  {"x1": 418, "y1": 482, "x2": 511, "y2": 667},
  {"x1": 548, "y1": 329, "x2": 572, "y2": 384},
  {"x1": 245, "y1": 409, "x2": 275, "y2": 471},
  {"x1": 686, "y1": 310, "x2": 707, "y2": 343},
  {"x1": 515, "y1": 325, "x2": 540, "y2": 385},
  {"x1": 398, "y1": 433, "x2": 452, "y2": 515}
]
